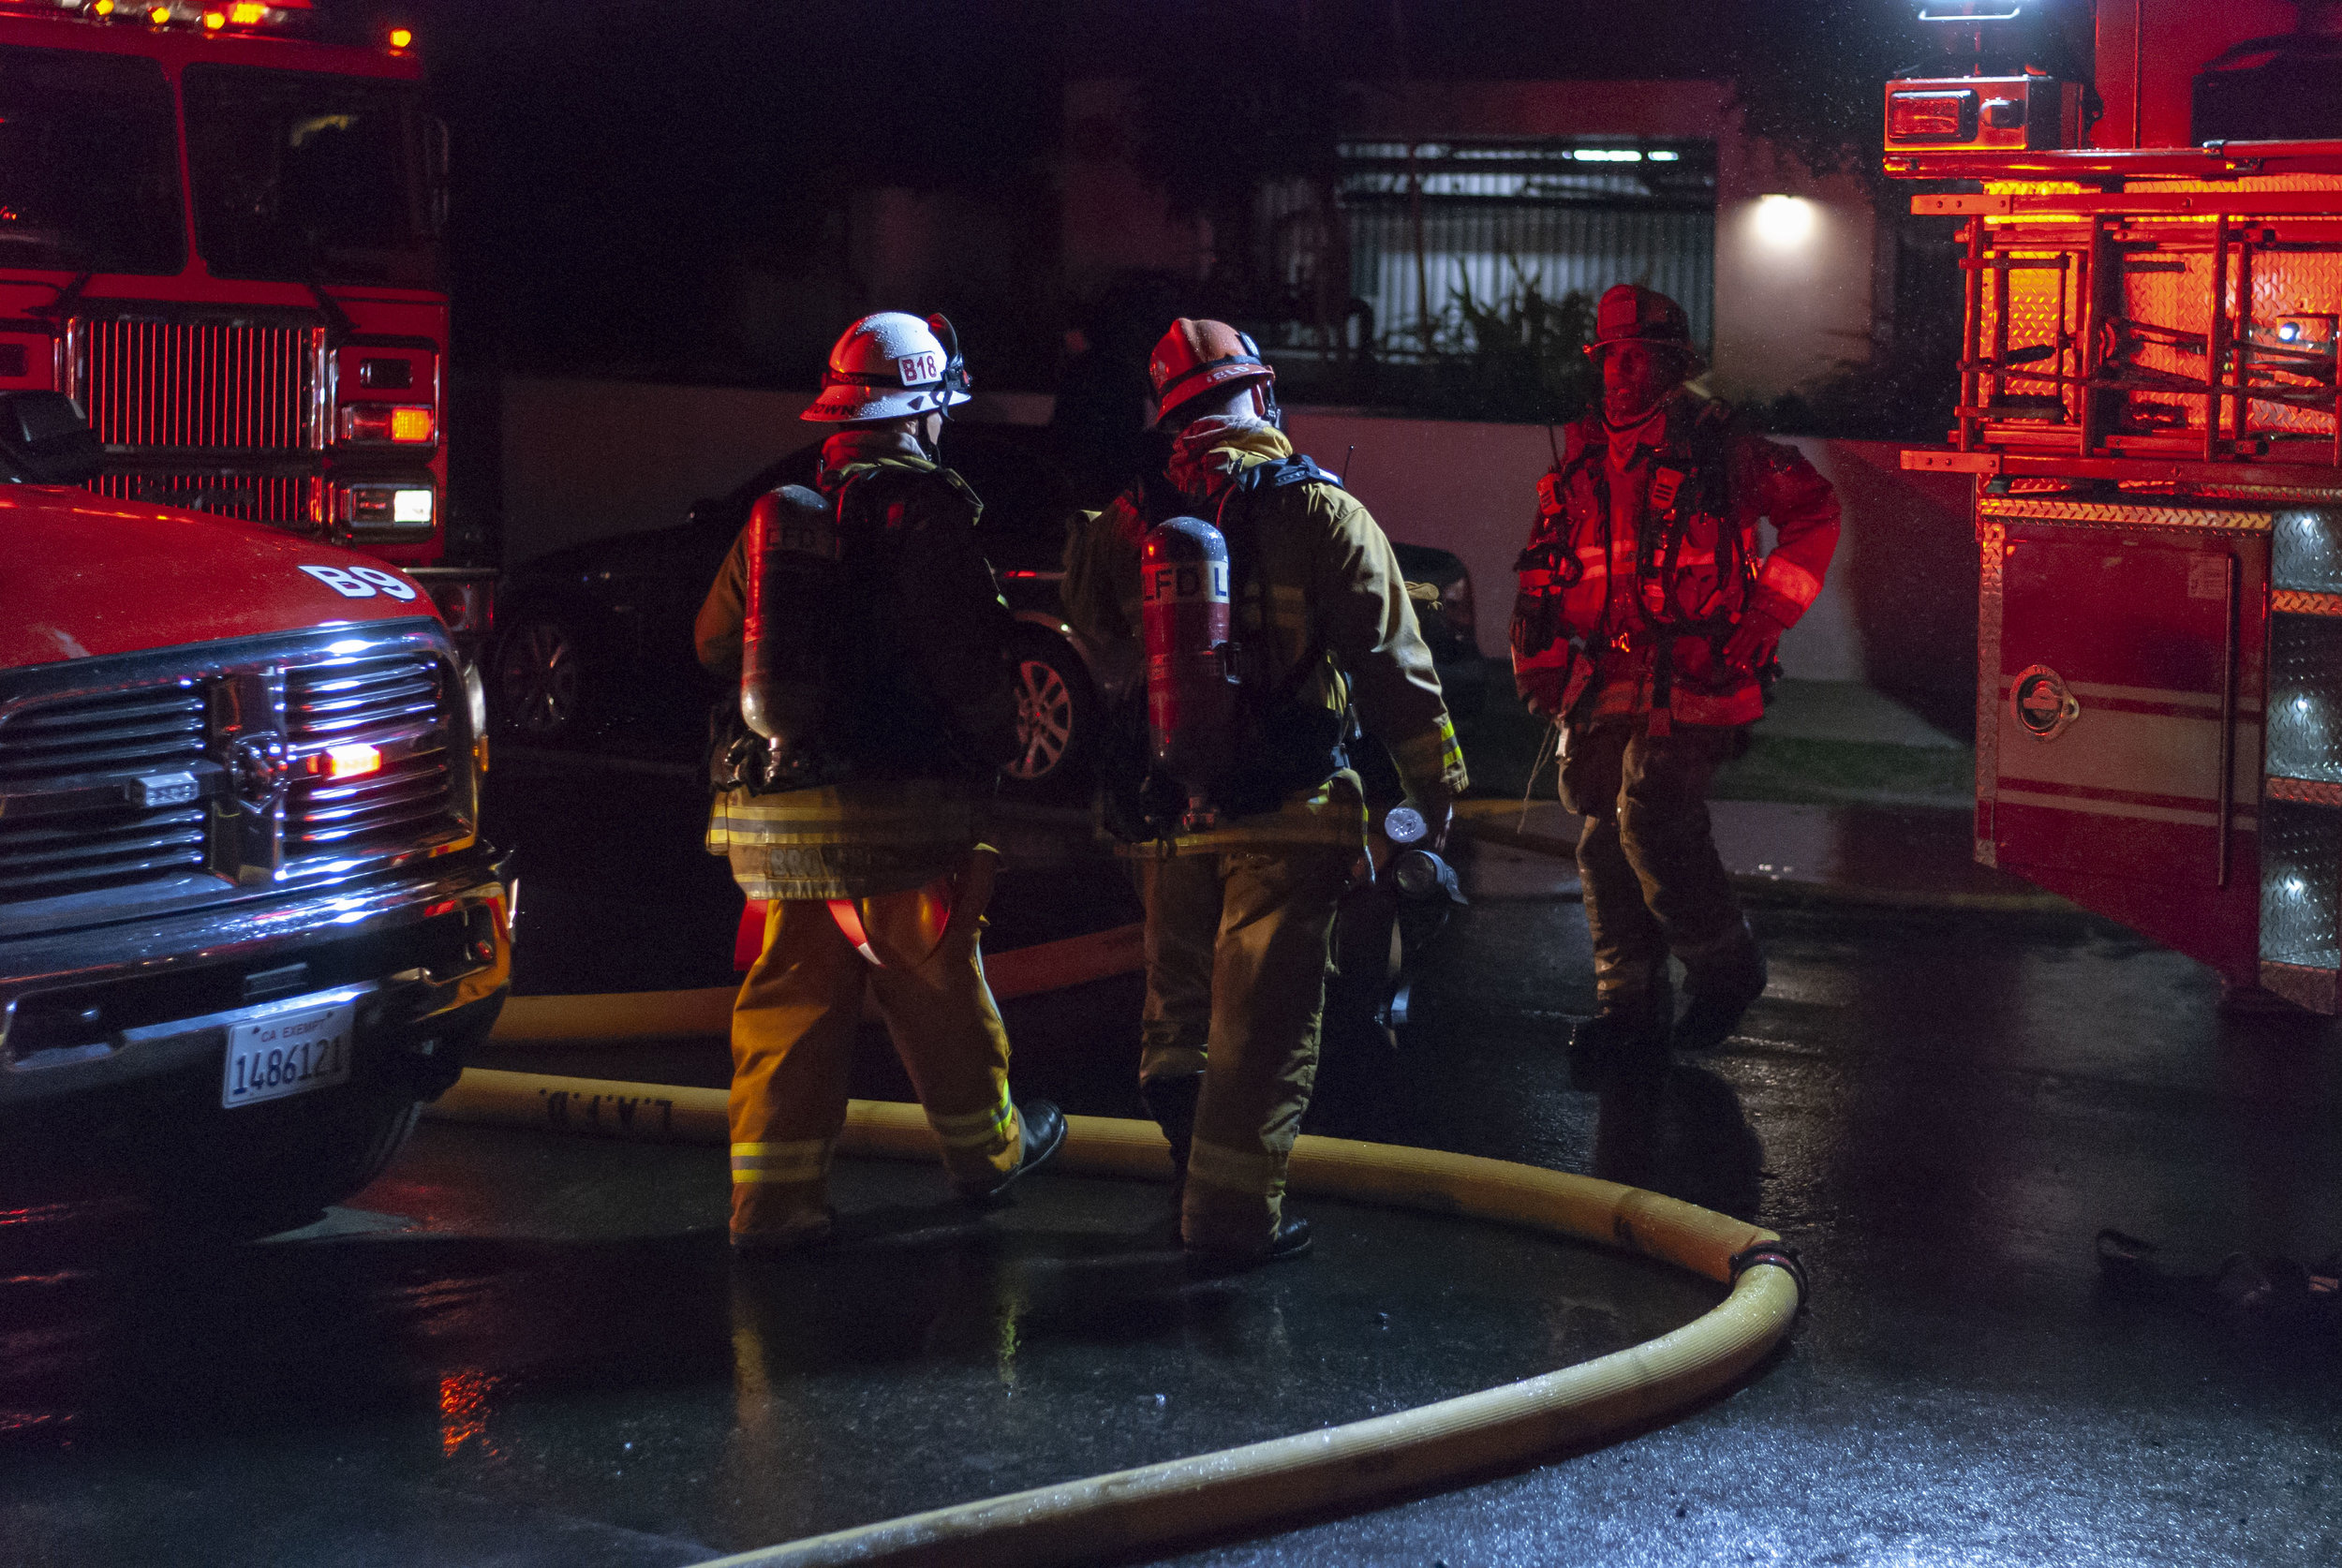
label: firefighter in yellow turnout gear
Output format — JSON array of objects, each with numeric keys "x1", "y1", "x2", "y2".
[
  {"x1": 1062, "y1": 318, "x2": 1468, "y2": 1264},
  {"x1": 698, "y1": 311, "x2": 1063, "y2": 1250}
]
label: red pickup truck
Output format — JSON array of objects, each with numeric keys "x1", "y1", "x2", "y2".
[{"x1": 0, "y1": 392, "x2": 509, "y2": 1241}]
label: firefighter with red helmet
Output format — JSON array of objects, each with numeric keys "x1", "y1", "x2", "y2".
[
  {"x1": 1511, "y1": 284, "x2": 1840, "y2": 1059},
  {"x1": 1062, "y1": 318, "x2": 1469, "y2": 1265},
  {"x1": 696, "y1": 311, "x2": 1064, "y2": 1250}
]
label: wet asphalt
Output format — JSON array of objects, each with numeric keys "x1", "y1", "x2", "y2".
[{"x1": 5, "y1": 748, "x2": 2341, "y2": 1567}]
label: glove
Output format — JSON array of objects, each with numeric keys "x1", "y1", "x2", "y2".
[
  {"x1": 1519, "y1": 669, "x2": 1566, "y2": 720},
  {"x1": 1721, "y1": 608, "x2": 1788, "y2": 677},
  {"x1": 1515, "y1": 639, "x2": 1590, "y2": 720}
]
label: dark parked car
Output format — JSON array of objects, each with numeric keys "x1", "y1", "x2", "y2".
[{"x1": 490, "y1": 424, "x2": 1482, "y2": 798}]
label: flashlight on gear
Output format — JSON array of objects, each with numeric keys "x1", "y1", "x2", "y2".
[{"x1": 1384, "y1": 805, "x2": 1466, "y2": 905}]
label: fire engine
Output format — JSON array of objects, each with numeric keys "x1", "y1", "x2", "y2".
[
  {"x1": 0, "y1": 0, "x2": 490, "y2": 638},
  {"x1": 1889, "y1": 0, "x2": 2342, "y2": 1013}
]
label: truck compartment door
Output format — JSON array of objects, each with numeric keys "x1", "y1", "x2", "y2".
[{"x1": 1994, "y1": 527, "x2": 2245, "y2": 888}]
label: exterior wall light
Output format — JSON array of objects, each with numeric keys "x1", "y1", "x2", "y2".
[{"x1": 1753, "y1": 194, "x2": 1818, "y2": 248}]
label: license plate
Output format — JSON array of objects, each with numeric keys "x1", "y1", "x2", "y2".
[{"x1": 222, "y1": 1002, "x2": 355, "y2": 1109}]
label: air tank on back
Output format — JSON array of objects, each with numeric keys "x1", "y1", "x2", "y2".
[
  {"x1": 740, "y1": 483, "x2": 842, "y2": 777},
  {"x1": 1140, "y1": 515, "x2": 1239, "y2": 828}
]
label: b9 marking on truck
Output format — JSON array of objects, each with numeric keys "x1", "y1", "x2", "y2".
[{"x1": 300, "y1": 563, "x2": 421, "y2": 601}]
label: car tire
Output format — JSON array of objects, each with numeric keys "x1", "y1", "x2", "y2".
[
  {"x1": 493, "y1": 614, "x2": 590, "y2": 744},
  {"x1": 1001, "y1": 628, "x2": 1098, "y2": 803}
]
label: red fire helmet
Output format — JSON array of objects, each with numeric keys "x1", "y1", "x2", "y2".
[
  {"x1": 1148, "y1": 318, "x2": 1275, "y2": 428},
  {"x1": 1583, "y1": 284, "x2": 1704, "y2": 373}
]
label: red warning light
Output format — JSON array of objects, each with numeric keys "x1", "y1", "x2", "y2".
[{"x1": 388, "y1": 25, "x2": 411, "y2": 49}]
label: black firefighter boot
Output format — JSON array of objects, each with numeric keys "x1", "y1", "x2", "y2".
[
  {"x1": 1139, "y1": 1071, "x2": 1203, "y2": 1211},
  {"x1": 1674, "y1": 917, "x2": 1768, "y2": 1053},
  {"x1": 1570, "y1": 968, "x2": 1675, "y2": 1072},
  {"x1": 954, "y1": 1099, "x2": 1066, "y2": 1205}
]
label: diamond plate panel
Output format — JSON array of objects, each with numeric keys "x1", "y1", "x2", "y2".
[
  {"x1": 2260, "y1": 960, "x2": 2340, "y2": 1013},
  {"x1": 2268, "y1": 613, "x2": 2342, "y2": 782},
  {"x1": 2112, "y1": 246, "x2": 2225, "y2": 435},
  {"x1": 1979, "y1": 496, "x2": 2275, "y2": 531},
  {"x1": 1976, "y1": 520, "x2": 2004, "y2": 866},
  {"x1": 2272, "y1": 509, "x2": 2342, "y2": 593},
  {"x1": 2260, "y1": 800, "x2": 2342, "y2": 969},
  {"x1": 2269, "y1": 775, "x2": 2342, "y2": 805},
  {"x1": 2273, "y1": 590, "x2": 2342, "y2": 616},
  {"x1": 2242, "y1": 245, "x2": 2342, "y2": 439},
  {"x1": 1981, "y1": 249, "x2": 2079, "y2": 424}
]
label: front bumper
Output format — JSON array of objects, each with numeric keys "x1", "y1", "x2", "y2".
[{"x1": 0, "y1": 849, "x2": 511, "y2": 1108}]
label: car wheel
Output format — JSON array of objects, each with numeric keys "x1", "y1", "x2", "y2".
[
  {"x1": 495, "y1": 614, "x2": 588, "y2": 743},
  {"x1": 1001, "y1": 629, "x2": 1097, "y2": 802}
]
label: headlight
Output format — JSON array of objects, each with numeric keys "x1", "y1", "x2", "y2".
[{"x1": 335, "y1": 483, "x2": 436, "y2": 530}]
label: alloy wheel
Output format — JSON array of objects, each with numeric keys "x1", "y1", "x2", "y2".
[
  {"x1": 1009, "y1": 657, "x2": 1073, "y2": 780},
  {"x1": 497, "y1": 619, "x2": 582, "y2": 738}
]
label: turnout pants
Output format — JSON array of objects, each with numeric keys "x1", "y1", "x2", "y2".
[
  {"x1": 1136, "y1": 845, "x2": 1353, "y2": 1252},
  {"x1": 1559, "y1": 717, "x2": 1758, "y2": 1017},
  {"x1": 728, "y1": 850, "x2": 1017, "y2": 1240}
]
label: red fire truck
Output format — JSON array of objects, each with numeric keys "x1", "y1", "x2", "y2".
[
  {"x1": 1887, "y1": 2, "x2": 2342, "y2": 1011},
  {"x1": 0, "y1": 0, "x2": 491, "y2": 636},
  {"x1": 0, "y1": 1, "x2": 509, "y2": 1241}
]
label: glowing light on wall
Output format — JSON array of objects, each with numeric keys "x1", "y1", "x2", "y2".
[{"x1": 1752, "y1": 194, "x2": 1818, "y2": 249}]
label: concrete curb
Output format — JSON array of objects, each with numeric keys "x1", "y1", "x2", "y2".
[{"x1": 1454, "y1": 800, "x2": 2077, "y2": 916}]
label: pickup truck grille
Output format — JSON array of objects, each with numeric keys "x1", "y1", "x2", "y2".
[
  {"x1": 0, "y1": 685, "x2": 210, "y2": 900},
  {"x1": 0, "y1": 634, "x2": 469, "y2": 914},
  {"x1": 285, "y1": 656, "x2": 454, "y2": 856}
]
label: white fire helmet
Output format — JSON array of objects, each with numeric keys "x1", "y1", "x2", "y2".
[{"x1": 800, "y1": 311, "x2": 973, "y2": 423}]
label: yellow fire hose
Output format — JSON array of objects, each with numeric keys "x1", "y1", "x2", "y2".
[
  {"x1": 426, "y1": 1069, "x2": 1804, "y2": 1568},
  {"x1": 485, "y1": 923, "x2": 1148, "y2": 1045}
]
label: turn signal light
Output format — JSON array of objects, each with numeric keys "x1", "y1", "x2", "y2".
[
  {"x1": 321, "y1": 744, "x2": 383, "y2": 780},
  {"x1": 338, "y1": 405, "x2": 435, "y2": 444},
  {"x1": 388, "y1": 25, "x2": 410, "y2": 48}
]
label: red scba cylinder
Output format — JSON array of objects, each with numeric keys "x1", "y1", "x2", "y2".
[
  {"x1": 740, "y1": 485, "x2": 838, "y2": 757},
  {"x1": 1141, "y1": 515, "x2": 1238, "y2": 795}
]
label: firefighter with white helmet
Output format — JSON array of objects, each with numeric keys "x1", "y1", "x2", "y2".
[
  {"x1": 1062, "y1": 318, "x2": 1469, "y2": 1265},
  {"x1": 696, "y1": 310, "x2": 1063, "y2": 1250},
  {"x1": 1510, "y1": 284, "x2": 1841, "y2": 1062}
]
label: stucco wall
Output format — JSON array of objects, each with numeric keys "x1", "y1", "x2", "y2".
[{"x1": 1061, "y1": 78, "x2": 1880, "y2": 405}]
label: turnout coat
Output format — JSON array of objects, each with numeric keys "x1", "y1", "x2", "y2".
[{"x1": 1510, "y1": 390, "x2": 1840, "y2": 730}]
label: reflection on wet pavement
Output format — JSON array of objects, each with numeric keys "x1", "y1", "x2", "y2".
[
  {"x1": 5, "y1": 752, "x2": 2339, "y2": 1566},
  {"x1": 0, "y1": 1132, "x2": 1716, "y2": 1563}
]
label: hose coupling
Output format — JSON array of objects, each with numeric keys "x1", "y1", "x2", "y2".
[{"x1": 1729, "y1": 1241, "x2": 1809, "y2": 1309}]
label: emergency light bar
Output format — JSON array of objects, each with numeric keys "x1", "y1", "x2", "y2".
[{"x1": 3, "y1": 0, "x2": 320, "y2": 31}]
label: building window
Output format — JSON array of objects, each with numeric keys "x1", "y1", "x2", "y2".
[{"x1": 1261, "y1": 139, "x2": 1717, "y2": 362}]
